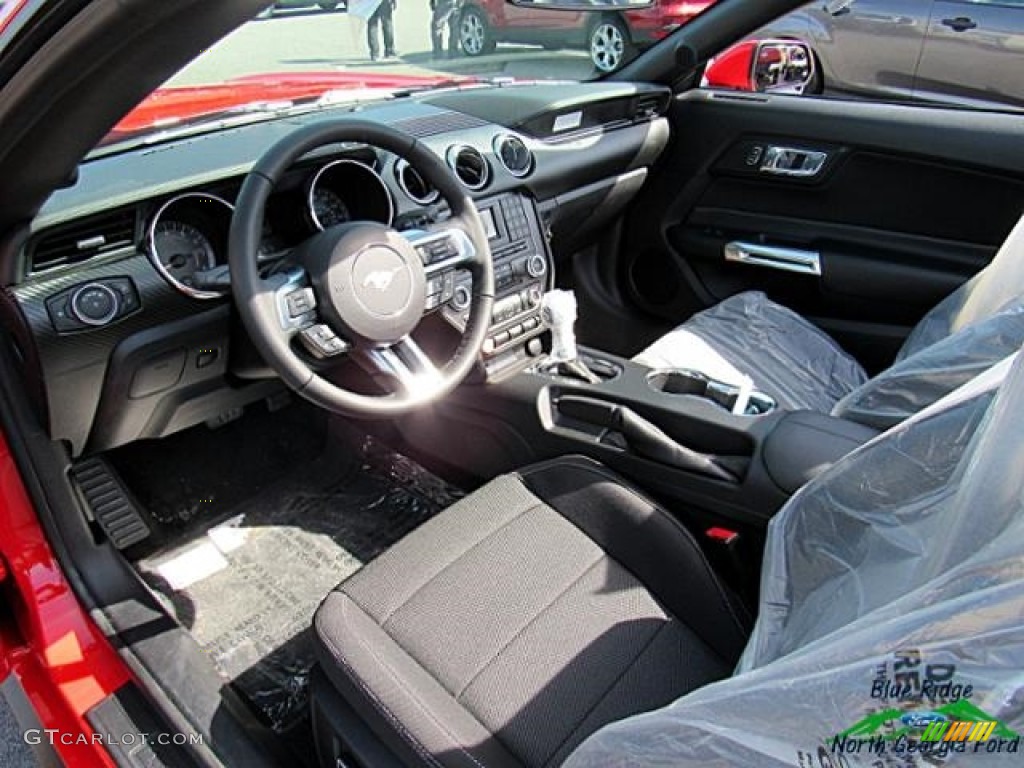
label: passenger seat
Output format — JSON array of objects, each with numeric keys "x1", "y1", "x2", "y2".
[{"x1": 633, "y1": 213, "x2": 1024, "y2": 428}]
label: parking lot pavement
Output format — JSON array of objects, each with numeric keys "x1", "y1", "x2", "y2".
[{"x1": 169, "y1": 8, "x2": 594, "y2": 86}]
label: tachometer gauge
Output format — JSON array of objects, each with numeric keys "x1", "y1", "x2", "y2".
[
  {"x1": 152, "y1": 221, "x2": 216, "y2": 288},
  {"x1": 311, "y1": 187, "x2": 350, "y2": 230}
]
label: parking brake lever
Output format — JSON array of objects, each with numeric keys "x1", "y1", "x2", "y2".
[{"x1": 557, "y1": 395, "x2": 739, "y2": 482}]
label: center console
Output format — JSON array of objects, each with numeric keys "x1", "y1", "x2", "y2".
[
  {"x1": 442, "y1": 192, "x2": 551, "y2": 377},
  {"x1": 403, "y1": 191, "x2": 878, "y2": 529}
]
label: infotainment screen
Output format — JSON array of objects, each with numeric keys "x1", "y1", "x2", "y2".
[{"x1": 480, "y1": 207, "x2": 498, "y2": 240}]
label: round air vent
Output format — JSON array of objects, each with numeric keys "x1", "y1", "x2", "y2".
[
  {"x1": 446, "y1": 145, "x2": 490, "y2": 191},
  {"x1": 493, "y1": 134, "x2": 533, "y2": 178},
  {"x1": 395, "y1": 160, "x2": 439, "y2": 205}
]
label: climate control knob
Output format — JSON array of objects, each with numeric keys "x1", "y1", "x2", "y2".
[
  {"x1": 70, "y1": 283, "x2": 120, "y2": 326},
  {"x1": 526, "y1": 254, "x2": 547, "y2": 278}
]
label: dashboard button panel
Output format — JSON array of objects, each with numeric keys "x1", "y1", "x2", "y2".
[{"x1": 46, "y1": 277, "x2": 141, "y2": 333}]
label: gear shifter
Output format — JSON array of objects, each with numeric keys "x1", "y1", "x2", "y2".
[{"x1": 540, "y1": 290, "x2": 601, "y2": 384}]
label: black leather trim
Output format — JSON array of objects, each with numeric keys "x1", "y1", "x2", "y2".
[{"x1": 518, "y1": 455, "x2": 751, "y2": 662}]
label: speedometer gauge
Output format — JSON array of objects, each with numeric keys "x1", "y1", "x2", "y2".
[
  {"x1": 152, "y1": 221, "x2": 216, "y2": 288},
  {"x1": 147, "y1": 192, "x2": 233, "y2": 299},
  {"x1": 311, "y1": 188, "x2": 351, "y2": 230}
]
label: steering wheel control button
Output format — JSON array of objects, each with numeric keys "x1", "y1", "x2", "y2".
[
  {"x1": 70, "y1": 283, "x2": 120, "y2": 326},
  {"x1": 285, "y1": 287, "x2": 317, "y2": 318},
  {"x1": 417, "y1": 237, "x2": 457, "y2": 266},
  {"x1": 451, "y1": 284, "x2": 471, "y2": 311},
  {"x1": 299, "y1": 324, "x2": 349, "y2": 359}
]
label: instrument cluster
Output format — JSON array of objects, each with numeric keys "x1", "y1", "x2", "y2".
[{"x1": 147, "y1": 156, "x2": 394, "y2": 298}]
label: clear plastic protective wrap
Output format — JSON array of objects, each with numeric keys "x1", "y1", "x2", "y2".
[
  {"x1": 632, "y1": 291, "x2": 868, "y2": 413},
  {"x1": 833, "y1": 214, "x2": 1024, "y2": 430},
  {"x1": 566, "y1": 352, "x2": 1024, "y2": 768},
  {"x1": 832, "y1": 302, "x2": 1024, "y2": 429}
]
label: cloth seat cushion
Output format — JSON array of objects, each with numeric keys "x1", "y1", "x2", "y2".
[
  {"x1": 313, "y1": 456, "x2": 750, "y2": 768},
  {"x1": 633, "y1": 291, "x2": 869, "y2": 413}
]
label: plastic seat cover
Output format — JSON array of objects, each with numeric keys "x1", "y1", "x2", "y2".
[{"x1": 567, "y1": 350, "x2": 1024, "y2": 766}]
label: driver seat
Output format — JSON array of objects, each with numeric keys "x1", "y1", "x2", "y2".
[
  {"x1": 312, "y1": 456, "x2": 750, "y2": 767},
  {"x1": 311, "y1": 353, "x2": 1021, "y2": 767}
]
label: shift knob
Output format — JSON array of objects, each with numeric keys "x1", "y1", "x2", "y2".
[{"x1": 541, "y1": 289, "x2": 579, "y2": 363}]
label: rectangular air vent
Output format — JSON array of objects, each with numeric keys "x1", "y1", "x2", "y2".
[{"x1": 30, "y1": 207, "x2": 138, "y2": 273}]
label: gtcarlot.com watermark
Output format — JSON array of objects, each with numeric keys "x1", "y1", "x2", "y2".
[{"x1": 24, "y1": 729, "x2": 204, "y2": 747}]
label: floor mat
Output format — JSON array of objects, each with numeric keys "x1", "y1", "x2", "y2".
[{"x1": 134, "y1": 428, "x2": 462, "y2": 733}]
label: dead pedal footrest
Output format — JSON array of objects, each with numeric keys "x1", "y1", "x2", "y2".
[{"x1": 71, "y1": 457, "x2": 150, "y2": 549}]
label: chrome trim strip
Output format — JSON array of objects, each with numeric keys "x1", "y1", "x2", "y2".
[
  {"x1": 724, "y1": 241, "x2": 822, "y2": 276},
  {"x1": 146, "y1": 192, "x2": 234, "y2": 300}
]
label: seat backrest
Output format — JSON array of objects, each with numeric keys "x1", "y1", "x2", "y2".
[
  {"x1": 904, "y1": 212, "x2": 1024, "y2": 351},
  {"x1": 567, "y1": 350, "x2": 1024, "y2": 767},
  {"x1": 832, "y1": 212, "x2": 1024, "y2": 429}
]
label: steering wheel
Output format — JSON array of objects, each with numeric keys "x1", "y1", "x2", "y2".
[{"x1": 229, "y1": 120, "x2": 495, "y2": 417}]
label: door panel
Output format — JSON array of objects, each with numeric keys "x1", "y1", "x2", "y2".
[{"x1": 617, "y1": 90, "x2": 1024, "y2": 372}]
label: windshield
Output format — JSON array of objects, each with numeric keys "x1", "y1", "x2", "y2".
[{"x1": 99, "y1": 0, "x2": 714, "y2": 149}]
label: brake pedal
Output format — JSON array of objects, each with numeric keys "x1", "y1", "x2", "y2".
[{"x1": 71, "y1": 457, "x2": 150, "y2": 549}]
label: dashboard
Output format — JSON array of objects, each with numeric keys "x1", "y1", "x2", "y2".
[{"x1": 9, "y1": 81, "x2": 671, "y2": 456}]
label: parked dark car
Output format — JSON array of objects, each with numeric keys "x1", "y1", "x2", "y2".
[
  {"x1": 749, "y1": 0, "x2": 1024, "y2": 110},
  {"x1": 458, "y1": 0, "x2": 716, "y2": 72}
]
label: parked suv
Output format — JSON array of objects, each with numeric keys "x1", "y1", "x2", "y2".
[{"x1": 457, "y1": 0, "x2": 717, "y2": 72}]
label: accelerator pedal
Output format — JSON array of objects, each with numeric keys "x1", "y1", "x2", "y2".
[{"x1": 71, "y1": 457, "x2": 150, "y2": 549}]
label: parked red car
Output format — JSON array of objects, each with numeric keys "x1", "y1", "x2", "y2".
[{"x1": 457, "y1": 0, "x2": 716, "y2": 72}]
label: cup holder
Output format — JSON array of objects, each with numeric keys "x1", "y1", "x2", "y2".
[{"x1": 646, "y1": 369, "x2": 776, "y2": 416}]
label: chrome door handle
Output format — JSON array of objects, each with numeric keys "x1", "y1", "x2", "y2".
[
  {"x1": 760, "y1": 146, "x2": 829, "y2": 178},
  {"x1": 724, "y1": 241, "x2": 822, "y2": 276}
]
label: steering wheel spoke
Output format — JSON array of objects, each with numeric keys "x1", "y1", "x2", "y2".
[
  {"x1": 362, "y1": 337, "x2": 443, "y2": 395},
  {"x1": 269, "y1": 266, "x2": 351, "y2": 359}
]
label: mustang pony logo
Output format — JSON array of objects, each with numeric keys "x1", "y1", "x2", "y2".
[{"x1": 362, "y1": 267, "x2": 401, "y2": 292}]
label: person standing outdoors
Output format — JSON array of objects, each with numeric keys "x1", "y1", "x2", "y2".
[
  {"x1": 430, "y1": 0, "x2": 461, "y2": 59},
  {"x1": 352, "y1": 0, "x2": 397, "y2": 60}
]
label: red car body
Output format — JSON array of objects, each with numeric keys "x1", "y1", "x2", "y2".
[
  {"x1": 472, "y1": 0, "x2": 711, "y2": 45},
  {"x1": 0, "y1": 430, "x2": 132, "y2": 767},
  {"x1": 458, "y1": 0, "x2": 716, "y2": 71}
]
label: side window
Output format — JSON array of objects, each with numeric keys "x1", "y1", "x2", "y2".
[{"x1": 704, "y1": 0, "x2": 1024, "y2": 113}]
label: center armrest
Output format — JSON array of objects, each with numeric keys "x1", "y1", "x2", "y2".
[{"x1": 761, "y1": 411, "x2": 879, "y2": 494}]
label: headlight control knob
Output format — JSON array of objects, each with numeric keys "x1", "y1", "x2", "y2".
[{"x1": 70, "y1": 283, "x2": 120, "y2": 326}]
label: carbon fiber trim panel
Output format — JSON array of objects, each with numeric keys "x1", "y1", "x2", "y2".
[{"x1": 13, "y1": 251, "x2": 226, "y2": 454}]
